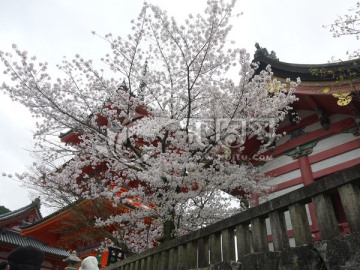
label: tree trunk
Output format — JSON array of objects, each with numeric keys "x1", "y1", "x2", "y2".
[{"x1": 163, "y1": 219, "x2": 175, "y2": 242}]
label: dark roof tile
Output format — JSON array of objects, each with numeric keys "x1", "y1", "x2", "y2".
[{"x1": 0, "y1": 229, "x2": 69, "y2": 257}]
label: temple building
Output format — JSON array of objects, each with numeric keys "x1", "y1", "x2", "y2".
[
  {"x1": 19, "y1": 197, "x2": 148, "y2": 267},
  {"x1": 0, "y1": 198, "x2": 69, "y2": 269},
  {"x1": 3, "y1": 47, "x2": 360, "y2": 262},
  {"x1": 252, "y1": 45, "x2": 360, "y2": 247}
]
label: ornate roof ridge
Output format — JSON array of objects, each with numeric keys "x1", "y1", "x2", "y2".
[
  {"x1": 0, "y1": 198, "x2": 42, "y2": 222},
  {"x1": 20, "y1": 199, "x2": 85, "y2": 230},
  {"x1": 254, "y1": 53, "x2": 360, "y2": 69},
  {"x1": 253, "y1": 44, "x2": 360, "y2": 82}
]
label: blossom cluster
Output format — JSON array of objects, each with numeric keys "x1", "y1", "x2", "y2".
[{"x1": 0, "y1": 0, "x2": 298, "y2": 252}]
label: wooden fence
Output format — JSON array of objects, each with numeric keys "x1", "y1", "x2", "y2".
[{"x1": 105, "y1": 164, "x2": 360, "y2": 270}]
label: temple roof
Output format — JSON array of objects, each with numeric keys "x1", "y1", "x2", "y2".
[
  {"x1": 0, "y1": 198, "x2": 42, "y2": 226},
  {"x1": 0, "y1": 199, "x2": 68, "y2": 258},
  {"x1": 20, "y1": 199, "x2": 140, "y2": 250},
  {"x1": 251, "y1": 46, "x2": 360, "y2": 118},
  {"x1": 19, "y1": 199, "x2": 85, "y2": 230},
  {"x1": 0, "y1": 229, "x2": 69, "y2": 257},
  {"x1": 253, "y1": 45, "x2": 360, "y2": 82},
  {"x1": 233, "y1": 47, "x2": 360, "y2": 163}
]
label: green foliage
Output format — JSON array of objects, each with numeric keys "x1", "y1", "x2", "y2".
[
  {"x1": 0, "y1": 205, "x2": 10, "y2": 215},
  {"x1": 310, "y1": 61, "x2": 360, "y2": 82}
]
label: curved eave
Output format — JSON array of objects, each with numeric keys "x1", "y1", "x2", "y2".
[
  {"x1": 254, "y1": 55, "x2": 360, "y2": 82},
  {"x1": 0, "y1": 201, "x2": 42, "y2": 226},
  {"x1": 20, "y1": 200, "x2": 92, "y2": 234},
  {"x1": 20, "y1": 200, "x2": 136, "y2": 243}
]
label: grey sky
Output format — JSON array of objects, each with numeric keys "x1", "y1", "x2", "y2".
[{"x1": 0, "y1": 0, "x2": 357, "y2": 214}]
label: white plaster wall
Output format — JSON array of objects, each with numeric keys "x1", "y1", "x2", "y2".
[
  {"x1": 260, "y1": 155, "x2": 296, "y2": 174},
  {"x1": 304, "y1": 114, "x2": 350, "y2": 133},
  {"x1": 260, "y1": 184, "x2": 304, "y2": 203},
  {"x1": 311, "y1": 148, "x2": 360, "y2": 172},
  {"x1": 265, "y1": 169, "x2": 301, "y2": 187},
  {"x1": 310, "y1": 132, "x2": 357, "y2": 156}
]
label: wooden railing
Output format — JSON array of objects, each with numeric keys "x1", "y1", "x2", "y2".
[{"x1": 105, "y1": 164, "x2": 360, "y2": 270}]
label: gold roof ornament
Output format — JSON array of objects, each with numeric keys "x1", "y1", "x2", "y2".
[
  {"x1": 332, "y1": 92, "x2": 352, "y2": 106},
  {"x1": 322, "y1": 87, "x2": 331, "y2": 94}
]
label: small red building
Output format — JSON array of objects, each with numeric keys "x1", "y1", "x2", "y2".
[
  {"x1": 0, "y1": 198, "x2": 69, "y2": 270},
  {"x1": 20, "y1": 197, "x2": 148, "y2": 267}
]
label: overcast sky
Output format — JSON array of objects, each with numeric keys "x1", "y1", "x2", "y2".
[{"x1": 0, "y1": 0, "x2": 358, "y2": 215}]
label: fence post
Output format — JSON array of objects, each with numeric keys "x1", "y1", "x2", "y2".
[
  {"x1": 251, "y1": 217, "x2": 269, "y2": 252},
  {"x1": 338, "y1": 182, "x2": 360, "y2": 233},
  {"x1": 168, "y1": 247, "x2": 177, "y2": 270},
  {"x1": 209, "y1": 233, "x2": 222, "y2": 264},
  {"x1": 158, "y1": 250, "x2": 169, "y2": 270},
  {"x1": 312, "y1": 193, "x2": 340, "y2": 239},
  {"x1": 140, "y1": 258, "x2": 146, "y2": 270},
  {"x1": 186, "y1": 241, "x2": 197, "y2": 269},
  {"x1": 236, "y1": 223, "x2": 251, "y2": 259},
  {"x1": 177, "y1": 244, "x2": 187, "y2": 270},
  {"x1": 289, "y1": 203, "x2": 312, "y2": 245},
  {"x1": 145, "y1": 256, "x2": 153, "y2": 270},
  {"x1": 269, "y1": 210, "x2": 289, "y2": 251},
  {"x1": 197, "y1": 237, "x2": 209, "y2": 268},
  {"x1": 222, "y1": 228, "x2": 236, "y2": 261},
  {"x1": 152, "y1": 253, "x2": 160, "y2": 270},
  {"x1": 134, "y1": 260, "x2": 140, "y2": 270}
]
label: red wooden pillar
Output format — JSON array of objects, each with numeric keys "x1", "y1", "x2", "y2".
[
  {"x1": 298, "y1": 156, "x2": 320, "y2": 240},
  {"x1": 251, "y1": 194, "x2": 260, "y2": 207}
]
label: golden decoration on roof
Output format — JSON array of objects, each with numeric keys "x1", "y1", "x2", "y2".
[
  {"x1": 322, "y1": 87, "x2": 331, "y2": 94},
  {"x1": 332, "y1": 92, "x2": 352, "y2": 106}
]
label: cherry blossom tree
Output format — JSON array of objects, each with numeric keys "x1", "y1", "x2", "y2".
[
  {"x1": 320, "y1": 2, "x2": 360, "y2": 101},
  {"x1": 325, "y1": 2, "x2": 360, "y2": 59},
  {"x1": 0, "y1": 0, "x2": 298, "y2": 252}
]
